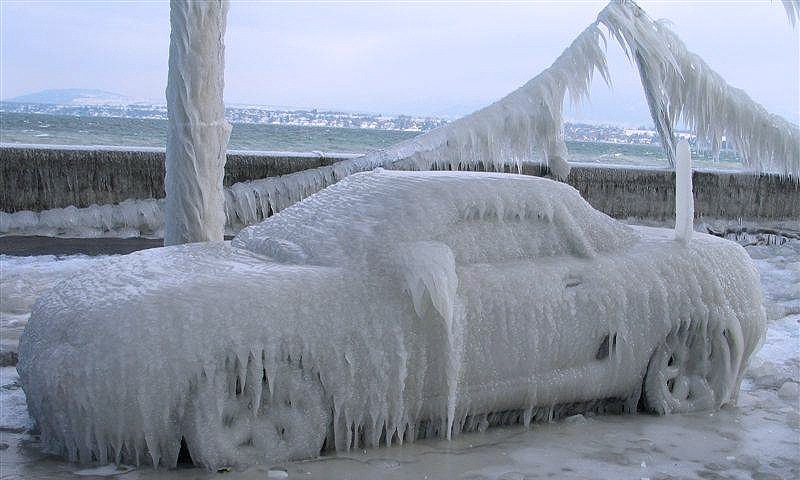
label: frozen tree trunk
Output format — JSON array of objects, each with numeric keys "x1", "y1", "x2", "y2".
[
  {"x1": 164, "y1": 0, "x2": 231, "y2": 246},
  {"x1": 674, "y1": 139, "x2": 694, "y2": 243}
]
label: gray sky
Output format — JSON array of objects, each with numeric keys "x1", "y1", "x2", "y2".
[{"x1": 1, "y1": 1, "x2": 798, "y2": 125}]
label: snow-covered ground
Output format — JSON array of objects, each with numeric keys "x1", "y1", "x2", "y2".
[{"x1": 0, "y1": 239, "x2": 797, "y2": 479}]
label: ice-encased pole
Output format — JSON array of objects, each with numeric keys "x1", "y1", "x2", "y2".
[
  {"x1": 674, "y1": 139, "x2": 694, "y2": 243},
  {"x1": 164, "y1": 0, "x2": 231, "y2": 246}
]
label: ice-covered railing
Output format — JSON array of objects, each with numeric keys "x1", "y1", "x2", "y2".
[
  {"x1": 0, "y1": 200, "x2": 166, "y2": 238},
  {"x1": 4, "y1": 162, "x2": 796, "y2": 239},
  {"x1": 660, "y1": 26, "x2": 799, "y2": 176}
]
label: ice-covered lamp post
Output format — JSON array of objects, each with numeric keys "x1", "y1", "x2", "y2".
[{"x1": 164, "y1": 0, "x2": 231, "y2": 246}]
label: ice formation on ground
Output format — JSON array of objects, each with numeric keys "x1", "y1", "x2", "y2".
[
  {"x1": 18, "y1": 170, "x2": 765, "y2": 469},
  {"x1": 164, "y1": 0, "x2": 231, "y2": 245},
  {"x1": 674, "y1": 139, "x2": 694, "y2": 243},
  {"x1": 1, "y1": 367, "x2": 30, "y2": 434}
]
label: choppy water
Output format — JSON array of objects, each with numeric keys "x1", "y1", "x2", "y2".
[
  {"x1": 0, "y1": 111, "x2": 745, "y2": 170},
  {"x1": 0, "y1": 112, "x2": 416, "y2": 153}
]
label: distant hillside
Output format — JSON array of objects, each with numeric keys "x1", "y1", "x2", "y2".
[{"x1": 5, "y1": 89, "x2": 135, "y2": 106}]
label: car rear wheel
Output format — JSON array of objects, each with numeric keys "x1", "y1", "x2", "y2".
[{"x1": 643, "y1": 321, "x2": 735, "y2": 414}]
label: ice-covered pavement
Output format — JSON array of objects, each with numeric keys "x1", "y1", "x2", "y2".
[{"x1": 0, "y1": 240, "x2": 798, "y2": 479}]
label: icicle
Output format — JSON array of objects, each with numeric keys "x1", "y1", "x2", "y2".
[
  {"x1": 252, "y1": 351, "x2": 264, "y2": 415},
  {"x1": 782, "y1": 0, "x2": 799, "y2": 27},
  {"x1": 236, "y1": 349, "x2": 249, "y2": 394},
  {"x1": 599, "y1": 0, "x2": 799, "y2": 177}
]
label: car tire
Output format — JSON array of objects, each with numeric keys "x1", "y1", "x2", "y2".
[
  {"x1": 182, "y1": 360, "x2": 331, "y2": 469},
  {"x1": 643, "y1": 321, "x2": 735, "y2": 414}
]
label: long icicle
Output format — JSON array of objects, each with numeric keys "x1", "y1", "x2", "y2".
[{"x1": 599, "y1": 0, "x2": 799, "y2": 177}]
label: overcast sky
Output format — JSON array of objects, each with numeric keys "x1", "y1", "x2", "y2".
[{"x1": 1, "y1": 1, "x2": 798, "y2": 125}]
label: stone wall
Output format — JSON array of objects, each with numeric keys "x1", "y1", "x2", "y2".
[
  {"x1": 0, "y1": 145, "x2": 354, "y2": 212},
  {"x1": 1, "y1": 146, "x2": 797, "y2": 231}
]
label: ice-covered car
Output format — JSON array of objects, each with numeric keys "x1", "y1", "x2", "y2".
[{"x1": 18, "y1": 170, "x2": 765, "y2": 469}]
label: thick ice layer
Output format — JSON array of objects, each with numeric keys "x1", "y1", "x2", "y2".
[
  {"x1": 18, "y1": 171, "x2": 765, "y2": 469},
  {"x1": 0, "y1": 200, "x2": 165, "y2": 238}
]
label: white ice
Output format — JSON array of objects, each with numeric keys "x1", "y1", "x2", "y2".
[
  {"x1": 0, "y1": 254, "x2": 115, "y2": 353},
  {"x1": 1, "y1": 227, "x2": 796, "y2": 479},
  {"x1": 163, "y1": 0, "x2": 231, "y2": 245},
  {"x1": 598, "y1": 0, "x2": 800, "y2": 175},
  {"x1": 674, "y1": 139, "x2": 694, "y2": 243},
  {"x1": 16, "y1": 170, "x2": 765, "y2": 470}
]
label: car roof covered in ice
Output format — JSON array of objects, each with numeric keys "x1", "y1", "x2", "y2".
[{"x1": 232, "y1": 170, "x2": 639, "y2": 267}]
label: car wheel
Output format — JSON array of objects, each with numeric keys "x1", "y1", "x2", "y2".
[
  {"x1": 182, "y1": 360, "x2": 331, "y2": 469},
  {"x1": 643, "y1": 321, "x2": 735, "y2": 414}
]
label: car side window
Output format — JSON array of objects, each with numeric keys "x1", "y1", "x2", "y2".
[{"x1": 433, "y1": 204, "x2": 586, "y2": 264}]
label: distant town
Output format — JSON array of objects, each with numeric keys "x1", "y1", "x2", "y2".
[{"x1": 1, "y1": 100, "x2": 680, "y2": 147}]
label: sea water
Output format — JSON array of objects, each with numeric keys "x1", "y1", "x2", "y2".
[
  {"x1": 0, "y1": 111, "x2": 419, "y2": 154},
  {"x1": 0, "y1": 111, "x2": 746, "y2": 170}
]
